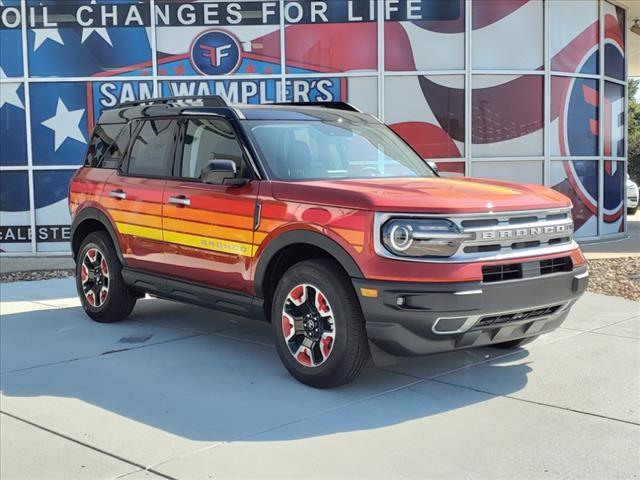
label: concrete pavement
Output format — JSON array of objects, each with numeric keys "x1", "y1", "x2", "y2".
[{"x1": 1, "y1": 277, "x2": 639, "y2": 479}]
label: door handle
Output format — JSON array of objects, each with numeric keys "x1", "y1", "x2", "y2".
[
  {"x1": 109, "y1": 189, "x2": 126, "y2": 200},
  {"x1": 168, "y1": 195, "x2": 191, "y2": 207}
]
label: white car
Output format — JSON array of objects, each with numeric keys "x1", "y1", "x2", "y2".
[{"x1": 628, "y1": 174, "x2": 639, "y2": 215}]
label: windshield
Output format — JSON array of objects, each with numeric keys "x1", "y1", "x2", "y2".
[{"x1": 242, "y1": 120, "x2": 436, "y2": 181}]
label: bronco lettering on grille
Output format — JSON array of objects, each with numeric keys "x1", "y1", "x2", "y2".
[{"x1": 479, "y1": 224, "x2": 573, "y2": 240}]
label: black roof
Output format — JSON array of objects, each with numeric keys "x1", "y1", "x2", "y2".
[{"x1": 97, "y1": 96, "x2": 378, "y2": 125}]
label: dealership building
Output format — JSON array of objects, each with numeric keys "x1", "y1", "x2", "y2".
[{"x1": 0, "y1": 0, "x2": 636, "y2": 254}]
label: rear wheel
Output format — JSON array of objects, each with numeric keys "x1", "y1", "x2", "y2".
[
  {"x1": 272, "y1": 259, "x2": 369, "y2": 388},
  {"x1": 493, "y1": 335, "x2": 539, "y2": 349},
  {"x1": 76, "y1": 231, "x2": 136, "y2": 323}
]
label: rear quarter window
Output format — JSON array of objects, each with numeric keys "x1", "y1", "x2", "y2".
[{"x1": 85, "y1": 123, "x2": 131, "y2": 168}]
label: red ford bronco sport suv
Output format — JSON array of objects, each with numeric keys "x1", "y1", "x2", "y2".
[{"x1": 69, "y1": 96, "x2": 588, "y2": 388}]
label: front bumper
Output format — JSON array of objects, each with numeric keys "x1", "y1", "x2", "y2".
[{"x1": 354, "y1": 265, "x2": 588, "y2": 356}]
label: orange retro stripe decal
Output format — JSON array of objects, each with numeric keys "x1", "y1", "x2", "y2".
[
  {"x1": 116, "y1": 222, "x2": 163, "y2": 241},
  {"x1": 95, "y1": 201, "x2": 367, "y2": 258},
  {"x1": 163, "y1": 230, "x2": 256, "y2": 257},
  {"x1": 330, "y1": 227, "x2": 365, "y2": 253},
  {"x1": 111, "y1": 210, "x2": 257, "y2": 257},
  {"x1": 102, "y1": 198, "x2": 163, "y2": 216},
  {"x1": 110, "y1": 210, "x2": 162, "y2": 229},
  {"x1": 114, "y1": 221, "x2": 256, "y2": 256},
  {"x1": 163, "y1": 217, "x2": 254, "y2": 244},
  {"x1": 116, "y1": 222, "x2": 256, "y2": 257},
  {"x1": 164, "y1": 204, "x2": 254, "y2": 230}
]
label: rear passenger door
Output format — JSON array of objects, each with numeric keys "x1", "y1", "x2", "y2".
[
  {"x1": 103, "y1": 118, "x2": 178, "y2": 274},
  {"x1": 162, "y1": 116, "x2": 259, "y2": 295}
]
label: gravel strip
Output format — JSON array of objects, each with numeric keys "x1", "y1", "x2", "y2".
[
  {"x1": 0, "y1": 269, "x2": 74, "y2": 283},
  {"x1": 1, "y1": 259, "x2": 638, "y2": 302},
  {"x1": 586, "y1": 257, "x2": 640, "y2": 302}
]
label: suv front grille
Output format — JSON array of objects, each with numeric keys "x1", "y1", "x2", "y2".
[
  {"x1": 474, "y1": 304, "x2": 564, "y2": 328},
  {"x1": 460, "y1": 210, "x2": 574, "y2": 256},
  {"x1": 540, "y1": 256, "x2": 573, "y2": 275},
  {"x1": 482, "y1": 256, "x2": 573, "y2": 283},
  {"x1": 482, "y1": 263, "x2": 523, "y2": 282}
]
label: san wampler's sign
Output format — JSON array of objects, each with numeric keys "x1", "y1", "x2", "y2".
[
  {"x1": 0, "y1": 1, "x2": 460, "y2": 29},
  {"x1": 94, "y1": 78, "x2": 345, "y2": 108},
  {"x1": 88, "y1": 77, "x2": 347, "y2": 132}
]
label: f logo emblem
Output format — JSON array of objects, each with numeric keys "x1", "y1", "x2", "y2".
[
  {"x1": 190, "y1": 30, "x2": 242, "y2": 75},
  {"x1": 200, "y1": 44, "x2": 232, "y2": 68}
]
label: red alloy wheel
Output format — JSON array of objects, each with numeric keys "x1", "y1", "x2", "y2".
[
  {"x1": 281, "y1": 283, "x2": 336, "y2": 367},
  {"x1": 81, "y1": 247, "x2": 110, "y2": 308}
]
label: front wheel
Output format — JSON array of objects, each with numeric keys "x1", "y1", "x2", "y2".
[
  {"x1": 76, "y1": 231, "x2": 137, "y2": 323},
  {"x1": 272, "y1": 259, "x2": 369, "y2": 388},
  {"x1": 628, "y1": 206, "x2": 637, "y2": 215}
]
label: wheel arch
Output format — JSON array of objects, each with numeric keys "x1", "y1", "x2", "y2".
[
  {"x1": 71, "y1": 208, "x2": 124, "y2": 264},
  {"x1": 254, "y1": 230, "x2": 364, "y2": 318}
]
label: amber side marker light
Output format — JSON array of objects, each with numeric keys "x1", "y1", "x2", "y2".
[{"x1": 360, "y1": 288, "x2": 379, "y2": 298}]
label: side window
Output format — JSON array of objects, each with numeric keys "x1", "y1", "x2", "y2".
[
  {"x1": 101, "y1": 122, "x2": 134, "y2": 169},
  {"x1": 181, "y1": 118, "x2": 245, "y2": 179},
  {"x1": 85, "y1": 123, "x2": 125, "y2": 168},
  {"x1": 127, "y1": 119, "x2": 176, "y2": 177}
]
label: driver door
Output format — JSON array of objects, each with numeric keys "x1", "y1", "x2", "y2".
[{"x1": 162, "y1": 117, "x2": 259, "y2": 295}]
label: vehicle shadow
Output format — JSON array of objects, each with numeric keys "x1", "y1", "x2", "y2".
[{"x1": 0, "y1": 288, "x2": 532, "y2": 444}]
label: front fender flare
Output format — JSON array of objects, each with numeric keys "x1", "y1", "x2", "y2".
[{"x1": 253, "y1": 229, "x2": 364, "y2": 299}]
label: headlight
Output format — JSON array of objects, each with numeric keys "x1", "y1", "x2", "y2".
[{"x1": 381, "y1": 218, "x2": 471, "y2": 258}]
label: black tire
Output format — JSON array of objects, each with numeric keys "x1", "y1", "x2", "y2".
[
  {"x1": 75, "y1": 231, "x2": 136, "y2": 323},
  {"x1": 493, "y1": 335, "x2": 539, "y2": 349},
  {"x1": 628, "y1": 206, "x2": 637, "y2": 215},
  {"x1": 272, "y1": 259, "x2": 370, "y2": 388}
]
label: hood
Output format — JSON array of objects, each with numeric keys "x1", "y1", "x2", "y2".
[{"x1": 270, "y1": 177, "x2": 571, "y2": 214}]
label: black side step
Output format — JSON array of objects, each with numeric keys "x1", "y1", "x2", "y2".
[{"x1": 121, "y1": 268, "x2": 266, "y2": 321}]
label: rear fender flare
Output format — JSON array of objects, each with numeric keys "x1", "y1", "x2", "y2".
[{"x1": 71, "y1": 207, "x2": 124, "y2": 264}]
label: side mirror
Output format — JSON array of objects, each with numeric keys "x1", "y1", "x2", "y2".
[
  {"x1": 427, "y1": 161, "x2": 439, "y2": 173},
  {"x1": 200, "y1": 160, "x2": 247, "y2": 186}
]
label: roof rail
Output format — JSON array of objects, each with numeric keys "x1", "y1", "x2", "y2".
[
  {"x1": 117, "y1": 95, "x2": 228, "y2": 108},
  {"x1": 272, "y1": 101, "x2": 361, "y2": 112}
]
